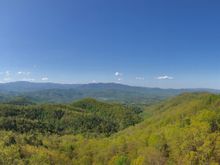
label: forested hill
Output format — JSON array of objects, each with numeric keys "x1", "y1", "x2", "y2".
[
  {"x1": 0, "y1": 81, "x2": 220, "y2": 104},
  {"x1": 1, "y1": 93, "x2": 220, "y2": 164},
  {"x1": 0, "y1": 98, "x2": 142, "y2": 136},
  {"x1": 83, "y1": 92, "x2": 220, "y2": 164}
]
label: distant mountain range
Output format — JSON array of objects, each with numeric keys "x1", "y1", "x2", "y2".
[
  {"x1": 0, "y1": 81, "x2": 219, "y2": 104},
  {"x1": 0, "y1": 81, "x2": 81, "y2": 92}
]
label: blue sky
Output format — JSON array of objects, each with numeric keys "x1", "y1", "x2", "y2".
[{"x1": 1, "y1": 0, "x2": 220, "y2": 88}]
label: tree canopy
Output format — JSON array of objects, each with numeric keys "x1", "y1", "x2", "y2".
[{"x1": 0, "y1": 93, "x2": 220, "y2": 164}]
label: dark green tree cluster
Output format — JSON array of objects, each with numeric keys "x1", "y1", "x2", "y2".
[{"x1": 0, "y1": 98, "x2": 142, "y2": 136}]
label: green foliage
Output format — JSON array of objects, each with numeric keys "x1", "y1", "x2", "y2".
[
  {"x1": 6, "y1": 96, "x2": 35, "y2": 106},
  {"x1": 0, "y1": 98, "x2": 141, "y2": 136},
  {"x1": 1, "y1": 93, "x2": 220, "y2": 164}
]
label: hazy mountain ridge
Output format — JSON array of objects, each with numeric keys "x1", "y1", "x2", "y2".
[
  {"x1": 0, "y1": 81, "x2": 220, "y2": 104},
  {"x1": 0, "y1": 81, "x2": 81, "y2": 92}
]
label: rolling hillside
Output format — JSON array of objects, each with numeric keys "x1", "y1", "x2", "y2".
[
  {"x1": 0, "y1": 93, "x2": 220, "y2": 164},
  {"x1": 0, "y1": 98, "x2": 142, "y2": 136}
]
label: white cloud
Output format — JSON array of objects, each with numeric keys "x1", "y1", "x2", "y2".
[
  {"x1": 136, "y1": 77, "x2": 145, "y2": 80},
  {"x1": 18, "y1": 71, "x2": 31, "y2": 76},
  {"x1": 41, "y1": 77, "x2": 49, "y2": 81},
  {"x1": 92, "y1": 80, "x2": 97, "y2": 83},
  {"x1": 156, "y1": 75, "x2": 174, "y2": 80},
  {"x1": 0, "y1": 71, "x2": 11, "y2": 76},
  {"x1": 1, "y1": 71, "x2": 12, "y2": 82},
  {"x1": 117, "y1": 78, "x2": 122, "y2": 81},
  {"x1": 115, "y1": 72, "x2": 123, "y2": 76}
]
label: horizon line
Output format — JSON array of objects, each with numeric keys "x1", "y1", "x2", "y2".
[{"x1": 0, "y1": 81, "x2": 220, "y2": 91}]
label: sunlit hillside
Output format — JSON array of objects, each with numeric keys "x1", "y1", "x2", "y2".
[{"x1": 1, "y1": 93, "x2": 220, "y2": 164}]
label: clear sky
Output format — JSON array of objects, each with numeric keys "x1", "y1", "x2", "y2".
[{"x1": 1, "y1": 0, "x2": 220, "y2": 88}]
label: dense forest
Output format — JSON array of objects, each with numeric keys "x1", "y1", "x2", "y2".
[
  {"x1": 1, "y1": 93, "x2": 220, "y2": 164},
  {"x1": 0, "y1": 98, "x2": 142, "y2": 137}
]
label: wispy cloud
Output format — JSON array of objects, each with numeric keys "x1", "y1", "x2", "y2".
[
  {"x1": 5, "y1": 71, "x2": 10, "y2": 77},
  {"x1": 0, "y1": 71, "x2": 12, "y2": 82},
  {"x1": 3, "y1": 77, "x2": 11, "y2": 81},
  {"x1": 114, "y1": 72, "x2": 123, "y2": 82},
  {"x1": 115, "y1": 72, "x2": 123, "y2": 76},
  {"x1": 41, "y1": 77, "x2": 49, "y2": 81},
  {"x1": 17, "y1": 71, "x2": 31, "y2": 76},
  {"x1": 136, "y1": 77, "x2": 145, "y2": 80},
  {"x1": 156, "y1": 75, "x2": 174, "y2": 80}
]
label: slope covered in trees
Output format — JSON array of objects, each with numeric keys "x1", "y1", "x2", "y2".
[
  {"x1": 0, "y1": 98, "x2": 142, "y2": 137},
  {"x1": 1, "y1": 93, "x2": 220, "y2": 164}
]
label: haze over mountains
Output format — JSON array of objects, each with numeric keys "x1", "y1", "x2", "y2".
[
  {"x1": 1, "y1": 0, "x2": 220, "y2": 164},
  {"x1": 0, "y1": 81, "x2": 220, "y2": 104}
]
